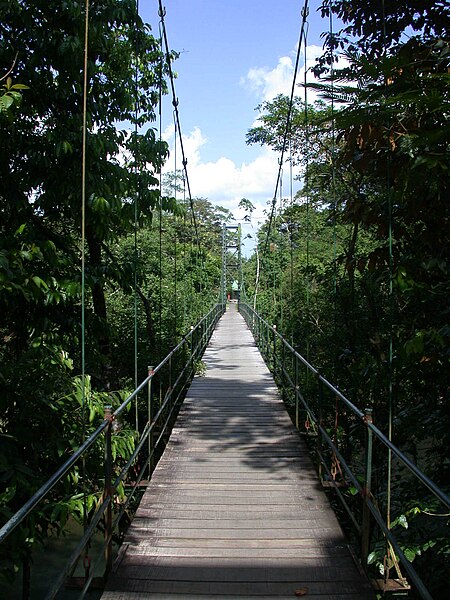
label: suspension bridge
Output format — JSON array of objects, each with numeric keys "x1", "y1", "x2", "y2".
[
  {"x1": 1, "y1": 1, "x2": 448, "y2": 599},
  {"x1": 1, "y1": 234, "x2": 448, "y2": 599},
  {"x1": 101, "y1": 303, "x2": 375, "y2": 599}
]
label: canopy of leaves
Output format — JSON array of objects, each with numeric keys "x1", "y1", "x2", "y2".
[
  {"x1": 1, "y1": 0, "x2": 176, "y2": 588},
  {"x1": 316, "y1": 0, "x2": 450, "y2": 74},
  {"x1": 246, "y1": 2, "x2": 449, "y2": 595}
]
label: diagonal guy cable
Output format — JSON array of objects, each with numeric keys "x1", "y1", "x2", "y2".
[
  {"x1": 158, "y1": 1, "x2": 200, "y2": 249},
  {"x1": 263, "y1": 0, "x2": 310, "y2": 256}
]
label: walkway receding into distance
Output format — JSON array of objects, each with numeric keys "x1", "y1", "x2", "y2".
[{"x1": 102, "y1": 303, "x2": 375, "y2": 599}]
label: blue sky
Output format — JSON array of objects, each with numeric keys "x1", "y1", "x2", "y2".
[{"x1": 141, "y1": 1, "x2": 333, "y2": 252}]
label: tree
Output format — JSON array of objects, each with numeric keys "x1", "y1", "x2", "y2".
[
  {"x1": 0, "y1": 0, "x2": 171, "y2": 589},
  {"x1": 247, "y1": 2, "x2": 449, "y2": 594},
  {"x1": 313, "y1": 0, "x2": 450, "y2": 450},
  {"x1": 315, "y1": 0, "x2": 450, "y2": 75},
  {"x1": 106, "y1": 194, "x2": 225, "y2": 382}
]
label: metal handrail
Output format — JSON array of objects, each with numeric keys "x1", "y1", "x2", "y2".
[
  {"x1": 0, "y1": 419, "x2": 109, "y2": 544},
  {"x1": 0, "y1": 302, "x2": 225, "y2": 598},
  {"x1": 239, "y1": 301, "x2": 449, "y2": 600}
]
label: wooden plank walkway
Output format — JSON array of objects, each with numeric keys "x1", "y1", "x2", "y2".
[{"x1": 102, "y1": 304, "x2": 375, "y2": 599}]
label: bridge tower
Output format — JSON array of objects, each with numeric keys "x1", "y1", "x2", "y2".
[{"x1": 220, "y1": 223, "x2": 242, "y2": 304}]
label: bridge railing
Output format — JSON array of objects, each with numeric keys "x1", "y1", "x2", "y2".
[
  {"x1": 239, "y1": 301, "x2": 449, "y2": 600},
  {"x1": 0, "y1": 302, "x2": 225, "y2": 599}
]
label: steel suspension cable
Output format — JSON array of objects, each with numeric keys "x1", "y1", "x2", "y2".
[
  {"x1": 173, "y1": 109, "x2": 178, "y2": 342},
  {"x1": 329, "y1": 1, "x2": 338, "y2": 374},
  {"x1": 81, "y1": 0, "x2": 89, "y2": 445},
  {"x1": 289, "y1": 140, "x2": 294, "y2": 340},
  {"x1": 303, "y1": 12, "x2": 311, "y2": 367},
  {"x1": 263, "y1": 0, "x2": 309, "y2": 256},
  {"x1": 81, "y1": 0, "x2": 90, "y2": 575},
  {"x1": 279, "y1": 168, "x2": 284, "y2": 331},
  {"x1": 134, "y1": 0, "x2": 140, "y2": 432},
  {"x1": 182, "y1": 174, "x2": 187, "y2": 328},
  {"x1": 158, "y1": 19, "x2": 164, "y2": 362},
  {"x1": 158, "y1": 0, "x2": 200, "y2": 251},
  {"x1": 272, "y1": 203, "x2": 277, "y2": 319},
  {"x1": 381, "y1": 0, "x2": 396, "y2": 582},
  {"x1": 326, "y1": 0, "x2": 343, "y2": 487}
]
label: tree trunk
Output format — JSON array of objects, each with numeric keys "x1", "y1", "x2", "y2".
[
  {"x1": 86, "y1": 227, "x2": 112, "y2": 387},
  {"x1": 137, "y1": 288, "x2": 155, "y2": 350},
  {"x1": 22, "y1": 550, "x2": 31, "y2": 600}
]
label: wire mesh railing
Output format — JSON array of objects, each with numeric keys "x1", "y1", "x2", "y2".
[{"x1": 238, "y1": 301, "x2": 449, "y2": 600}]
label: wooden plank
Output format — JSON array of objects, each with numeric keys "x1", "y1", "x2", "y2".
[
  {"x1": 123, "y1": 546, "x2": 351, "y2": 559},
  {"x1": 111, "y1": 563, "x2": 366, "y2": 583},
  {"x1": 104, "y1": 578, "x2": 374, "y2": 596},
  {"x1": 122, "y1": 537, "x2": 349, "y2": 550},
  {"x1": 123, "y1": 528, "x2": 346, "y2": 541},
  {"x1": 133, "y1": 507, "x2": 333, "y2": 519},
  {"x1": 138, "y1": 494, "x2": 330, "y2": 506},
  {"x1": 102, "y1": 304, "x2": 374, "y2": 599},
  {"x1": 130, "y1": 517, "x2": 342, "y2": 530},
  {"x1": 102, "y1": 594, "x2": 373, "y2": 600}
]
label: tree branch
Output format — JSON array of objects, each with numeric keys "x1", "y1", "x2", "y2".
[{"x1": 1, "y1": 52, "x2": 19, "y2": 82}]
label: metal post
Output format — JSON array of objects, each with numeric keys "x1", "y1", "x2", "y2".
[
  {"x1": 166, "y1": 355, "x2": 173, "y2": 425},
  {"x1": 272, "y1": 325, "x2": 277, "y2": 375},
  {"x1": 262, "y1": 321, "x2": 266, "y2": 357},
  {"x1": 147, "y1": 366, "x2": 154, "y2": 475},
  {"x1": 221, "y1": 223, "x2": 227, "y2": 305},
  {"x1": 317, "y1": 374, "x2": 323, "y2": 480},
  {"x1": 103, "y1": 405, "x2": 113, "y2": 577},
  {"x1": 361, "y1": 408, "x2": 374, "y2": 569},
  {"x1": 260, "y1": 317, "x2": 263, "y2": 352},
  {"x1": 295, "y1": 354, "x2": 299, "y2": 430},
  {"x1": 202, "y1": 318, "x2": 205, "y2": 350},
  {"x1": 189, "y1": 325, "x2": 194, "y2": 374}
]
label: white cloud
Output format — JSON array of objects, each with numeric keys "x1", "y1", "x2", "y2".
[
  {"x1": 163, "y1": 125, "x2": 207, "y2": 171},
  {"x1": 244, "y1": 55, "x2": 295, "y2": 101},
  {"x1": 160, "y1": 44, "x2": 336, "y2": 255},
  {"x1": 163, "y1": 125, "x2": 299, "y2": 257},
  {"x1": 162, "y1": 123, "x2": 175, "y2": 142},
  {"x1": 181, "y1": 126, "x2": 208, "y2": 167},
  {"x1": 242, "y1": 44, "x2": 328, "y2": 105},
  {"x1": 191, "y1": 151, "x2": 277, "y2": 201},
  {"x1": 164, "y1": 127, "x2": 278, "y2": 197}
]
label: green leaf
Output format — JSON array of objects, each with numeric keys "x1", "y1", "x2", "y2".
[
  {"x1": 91, "y1": 196, "x2": 110, "y2": 214},
  {"x1": 15, "y1": 223, "x2": 26, "y2": 235},
  {"x1": 397, "y1": 514, "x2": 408, "y2": 529},
  {"x1": 32, "y1": 276, "x2": 48, "y2": 290},
  {"x1": 404, "y1": 547, "x2": 417, "y2": 562},
  {"x1": 0, "y1": 95, "x2": 14, "y2": 110},
  {"x1": 0, "y1": 485, "x2": 17, "y2": 503},
  {"x1": 404, "y1": 331, "x2": 425, "y2": 356}
]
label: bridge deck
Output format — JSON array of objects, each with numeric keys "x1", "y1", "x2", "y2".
[{"x1": 102, "y1": 304, "x2": 374, "y2": 599}]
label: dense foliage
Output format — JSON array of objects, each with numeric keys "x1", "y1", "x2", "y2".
[
  {"x1": 0, "y1": 0, "x2": 225, "y2": 591},
  {"x1": 245, "y1": 1, "x2": 449, "y2": 596},
  {"x1": 0, "y1": 0, "x2": 448, "y2": 597}
]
